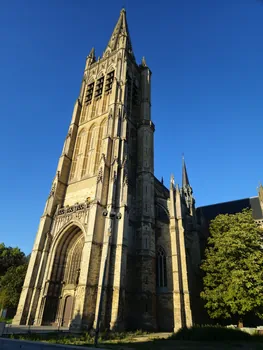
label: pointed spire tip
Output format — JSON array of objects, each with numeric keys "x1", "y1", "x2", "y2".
[{"x1": 182, "y1": 155, "x2": 190, "y2": 187}]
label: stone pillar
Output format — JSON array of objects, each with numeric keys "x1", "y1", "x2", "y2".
[
  {"x1": 169, "y1": 180, "x2": 192, "y2": 331},
  {"x1": 13, "y1": 214, "x2": 52, "y2": 325},
  {"x1": 134, "y1": 62, "x2": 157, "y2": 331}
]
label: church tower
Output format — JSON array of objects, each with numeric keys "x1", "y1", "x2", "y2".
[{"x1": 13, "y1": 9, "x2": 157, "y2": 331}]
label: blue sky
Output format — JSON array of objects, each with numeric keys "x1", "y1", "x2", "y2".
[{"x1": 1, "y1": 0, "x2": 263, "y2": 254}]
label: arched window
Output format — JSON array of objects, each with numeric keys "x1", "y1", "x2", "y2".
[
  {"x1": 81, "y1": 124, "x2": 97, "y2": 177},
  {"x1": 69, "y1": 128, "x2": 87, "y2": 181},
  {"x1": 156, "y1": 246, "x2": 167, "y2": 288},
  {"x1": 65, "y1": 236, "x2": 84, "y2": 285},
  {"x1": 94, "y1": 119, "x2": 107, "y2": 173}
]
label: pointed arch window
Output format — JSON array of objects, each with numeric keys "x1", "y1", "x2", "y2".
[
  {"x1": 65, "y1": 237, "x2": 84, "y2": 285},
  {"x1": 81, "y1": 124, "x2": 97, "y2": 177},
  {"x1": 69, "y1": 128, "x2": 87, "y2": 181},
  {"x1": 94, "y1": 119, "x2": 107, "y2": 173},
  {"x1": 156, "y1": 246, "x2": 167, "y2": 288}
]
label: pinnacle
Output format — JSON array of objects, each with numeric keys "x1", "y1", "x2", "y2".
[
  {"x1": 182, "y1": 156, "x2": 190, "y2": 187},
  {"x1": 88, "y1": 47, "x2": 95, "y2": 58},
  {"x1": 141, "y1": 56, "x2": 147, "y2": 67}
]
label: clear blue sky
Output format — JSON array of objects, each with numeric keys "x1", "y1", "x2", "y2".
[{"x1": 1, "y1": 0, "x2": 263, "y2": 254}]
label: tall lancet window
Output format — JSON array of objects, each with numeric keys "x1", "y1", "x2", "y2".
[
  {"x1": 94, "y1": 119, "x2": 107, "y2": 173},
  {"x1": 81, "y1": 124, "x2": 97, "y2": 177},
  {"x1": 69, "y1": 128, "x2": 87, "y2": 181},
  {"x1": 156, "y1": 246, "x2": 167, "y2": 288}
]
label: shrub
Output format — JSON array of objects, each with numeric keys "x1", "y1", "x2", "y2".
[{"x1": 171, "y1": 325, "x2": 252, "y2": 342}]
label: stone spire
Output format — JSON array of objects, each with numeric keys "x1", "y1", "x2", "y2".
[
  {"x1": 182, "y1": 155, "x2": 190, "y2": 188},
  {"x1": 103, "y1": 8, "x2": 133, "y2": 56}
]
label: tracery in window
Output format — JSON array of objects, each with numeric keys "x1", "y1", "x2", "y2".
[
  {"x1": 64, "y1": 236, "x2": 84, "y2": 285},
  {"x1": 156, "y1": 246, "x2": 167, "y2": 288},
  {"x1": 69, "y1": 128, "x2": 87, "y2": 181}
]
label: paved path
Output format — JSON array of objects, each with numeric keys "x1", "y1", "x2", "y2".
[
  {"x1": 3, "y1": 325, "x2": 70, "y2": 335},
  {"x1": 0, "y1": 338, "x2": 103, "y2": 350}
]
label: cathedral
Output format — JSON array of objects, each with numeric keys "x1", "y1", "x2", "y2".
[{"x1": 13, "y1": 9, "x2": 215, "y2": 332}]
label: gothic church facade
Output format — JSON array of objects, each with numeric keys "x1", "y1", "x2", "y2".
[{"x1": 13, "y1": 9, "x2": 201, "y2": 332}]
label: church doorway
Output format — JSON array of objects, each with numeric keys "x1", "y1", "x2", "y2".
[
  {"x1": 42, "y1": 225, "x2": 84, "y2": 326},
  {"x1": 62, "y1": 296, "x2": 73, "y2": 327}
]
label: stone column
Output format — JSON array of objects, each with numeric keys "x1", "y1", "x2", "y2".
[{"x1": 169, "y1": 180, "x2": 192, "y2": 331}]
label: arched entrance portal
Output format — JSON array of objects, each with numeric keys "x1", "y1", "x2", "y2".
[{"x1": 42, "y1": 225, "x2": 84, "y2": 326}]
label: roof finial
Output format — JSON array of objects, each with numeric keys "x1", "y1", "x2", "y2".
[{"x1": 141, "y1": 56, "x2": 147, "y2": 67}]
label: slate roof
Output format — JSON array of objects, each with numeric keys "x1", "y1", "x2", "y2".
[{"x1": 196, "y1": 196, "x2": 263, "y2": 223}]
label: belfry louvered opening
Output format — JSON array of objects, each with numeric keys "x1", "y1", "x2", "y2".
[
  {"x1": 86, "y1": 82, "x2": 94, "y2": 103},
  {"x1": 105, "y1": 71, "x2": 115, "y2": 92},
  {"x1": 95, "y1": 76, "x2": 104, "y2": 98}
]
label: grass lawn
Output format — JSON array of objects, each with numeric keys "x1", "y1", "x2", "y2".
[
  {"x1": 0, "y1": 317, "x2": 12, "y2": 324},
  {"x1": 5, "y1": 327, "x2": 263, "y2": 349}
]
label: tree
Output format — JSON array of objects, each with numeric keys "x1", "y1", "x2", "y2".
[
  {"x1": 201, "y1": 209, "x2": 263, "y2": 327},
  {"x1": 0, "y1": 264, "x2": 28, "y2": 309},
  {"x1": 0, "y1": 243, "x2": 26, "y2": 276}
]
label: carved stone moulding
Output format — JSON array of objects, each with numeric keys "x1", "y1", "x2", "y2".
[{"x1": 57, "y1": 202, "x2": 90, "y2": 216}]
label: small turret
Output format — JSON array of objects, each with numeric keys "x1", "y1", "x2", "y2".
[{"x1": 85, "y1": 47, "x2": 96, "y2": 69}]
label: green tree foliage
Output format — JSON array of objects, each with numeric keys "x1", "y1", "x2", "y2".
[
  {"x1": 0, "y1": 264, "x2": 28, "y2": 309},
  {"x1": 0, "y1": 243, "x2": 26, "y2": 276},
  {"x1": 201, "y1": 209, "x2": 263, "y2": 324}
]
